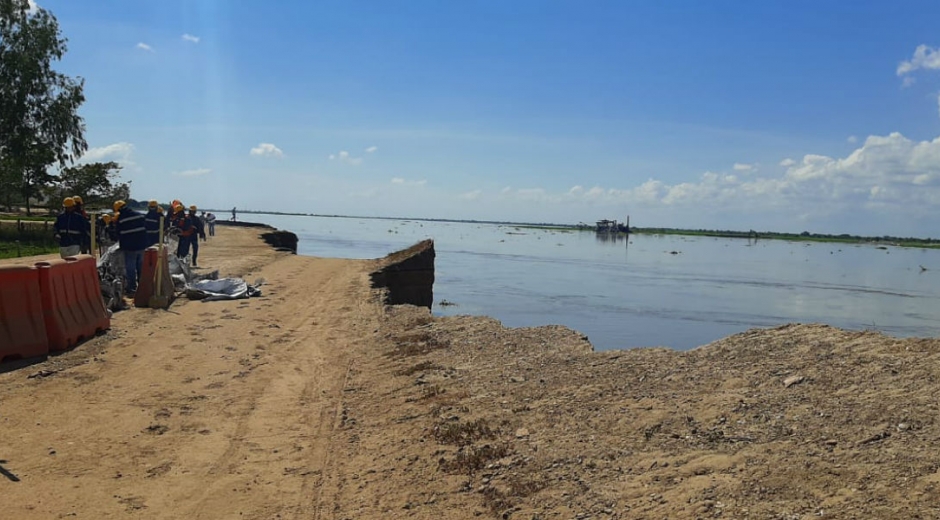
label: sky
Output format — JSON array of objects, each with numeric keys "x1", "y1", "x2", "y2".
[{"x1": 31, "y1": 0, "x2": 940, "y2": 236}]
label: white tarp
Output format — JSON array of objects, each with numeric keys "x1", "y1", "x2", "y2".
[{"x1": 184, "y1": 278, "x2": 262, "y2": 301}]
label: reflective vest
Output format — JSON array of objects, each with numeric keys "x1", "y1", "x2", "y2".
[
  {"x1": 54, "y1": 210, "x2": 88, "y2": 247},
  {"x1": 116, "y1": 208, "x2": 147, "y2": 251},
  {"x1": 144, "y1": 209, "x2": 161, "y2": 246}
]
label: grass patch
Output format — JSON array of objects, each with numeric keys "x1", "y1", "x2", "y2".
[
  {"x1": 0, "y1": 220, "x2": 59, "y2": 259},
  {"x1": 433, "y1": 418, "x2": 497, "y2": 446},
  {"x1": 0, "y1": 242, "x2": 58, "y2": 259},
  {"x1": 0, "y1": 215, "x2": 55, "y2": 222}
]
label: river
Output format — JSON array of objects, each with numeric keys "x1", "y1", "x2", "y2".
[{"x1": 253, "y1": 214, "x2": 940, "y2": 351}]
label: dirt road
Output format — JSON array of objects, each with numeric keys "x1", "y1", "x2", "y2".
[{"x1": 0, "y1": 227, "x2": 385, "y2": 519}]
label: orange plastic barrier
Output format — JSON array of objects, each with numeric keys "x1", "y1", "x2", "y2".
[
  {"x1": 0, "y1": 265, "x2": 49, "y2": 362},
  {"x1": 134, "y1": 246, "x2": 174, "y2": 308},
  {"x1": 36, "y1": 255, "x2": 110, "y2": 351}
]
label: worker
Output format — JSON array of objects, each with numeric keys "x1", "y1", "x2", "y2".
[
  {"x1": 114, "y1": 200, "x2": 147, "y2": 296},
  {"x1": 187, "y1": 205, "x2": 207, "y2": 267},
  {"x1": 72, "y1": 195, "x2": 91, "y2": 254},
  {"x1": 105, "y1": 213, "x2": 119, "y2": 242},
  {"x1": 144, "y1": 200, "x2": 161, "y2": 248},
  {"x1": 174, "y1": 204, "x2": 196, "y2": 262},
  {"x1": 53, "y1": 197, "x2": 88, "y2": 258},
  {"x1": 167, "y1": 202, "x2": 184, "y2": 230},
  {"x1": 206, "y1": 212, "x2": 216, "y2": 237}
]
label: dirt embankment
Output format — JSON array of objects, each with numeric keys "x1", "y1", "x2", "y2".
[{"x1": 2, "y1": 229, "x2": 939, "y2": 519}]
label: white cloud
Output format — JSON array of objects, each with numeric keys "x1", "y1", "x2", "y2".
[
  {"x1": 181, "y1": 34, "x2": 200, "y2": 44},
  {"x1": 733, "y1": 163, "x2": 755, "y2": 172},
  {"x1": 82, "y1": 142, "x2": 135, "y2": 163},
  {"x1": 365, "y1": 146, "x2": 378, "y2": 154},
  {"x1": 390, "y1": 177, "x2": 426, "y2": 187},
  {"x1": 27, "y1": 0, "x2": 38, "y2": 13},
  {"x1": 937, "y1": 93, "x2": 940, "y2": 120},
  {"x1": 897, "y1": 45, "x2": 940, "y2": 76},
  {"x1": 331, "y1": 150, "x2": 363, "y2": 165},
  {"x1": 250, "y1": 143, "x2": 283, "y2": 158},
  {"x1": 136, "y1": 42, "x2": 154, "y2": 52},
  {"x1": 847, "y1": 135, "x2": 858, "y2": 144},
  {"x1": 176, "y1": 168, "x2": 211, "y2": 177},
  {"x1": 459, "y1": 190, "x2": 482, "y2": 201},
  {"x1": 483, "y1": 131, "x2": 940, "y2": 227}
]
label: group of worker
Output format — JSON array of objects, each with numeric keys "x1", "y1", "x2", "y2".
[{"x1": 54, "y1": 197, "x2": 212, "y2": 297}]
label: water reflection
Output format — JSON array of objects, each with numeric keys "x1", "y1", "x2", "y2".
[{"x1": 594, "y1": 231, "x2": 628, "y2": 244}]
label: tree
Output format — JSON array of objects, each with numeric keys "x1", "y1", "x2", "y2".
[
  {"x1": 0, "y1": 0, "x2": 87, "y2": 214},
  {"x1": 49, "y1": 161, "x2": 128, "y2": 208}
]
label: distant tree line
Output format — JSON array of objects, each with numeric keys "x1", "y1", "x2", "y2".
[{"x1": 632, "y1": 227, "x2": 940, "y2": 247}]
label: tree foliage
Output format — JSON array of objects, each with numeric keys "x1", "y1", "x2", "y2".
[
  {"x1": 0, "y1": 0, "x2": 87, "y2": 214},
  {"x1": 46, "y1": 161, "x2": 130, "y2": 208}
]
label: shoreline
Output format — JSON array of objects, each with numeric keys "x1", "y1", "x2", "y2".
[{"x1": 1, "y1": 227, "x2": 938, "y2": 518}]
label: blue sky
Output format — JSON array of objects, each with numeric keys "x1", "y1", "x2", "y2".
[{"x1": 35, "y1": 0, "x2": 940, "y2": 235}]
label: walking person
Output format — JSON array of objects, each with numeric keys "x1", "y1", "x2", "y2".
[
  {"x1": 187, "y1": 205, "x2": 207, "y2": 267},
  {"x1": 231, "y1": 206, "x2": 237, "y2": 222},
  {"x1": 174, "y1": 204, "x2": 196, "y2": 262},
  {"x1": 114, "y1": 200, "x2": 147, "y2": 297},
  {"x1": 53, "y1": 197, "x2": 88, "y2": 258},
  {"x1": 72, "y1": 195, "x2": 91, "y2": 254},
  {"x1": 143, "y1": 200, "x2": 161, "y2": 248},
  {"x1": 206, "y1": 212, "x2": 216, "y2": 237}
]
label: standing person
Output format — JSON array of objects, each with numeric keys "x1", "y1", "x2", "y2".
[
  {"x1": 72, "y1": 195, "x2": 91, "y2": 254},
  {"x1": 206, "y1": 212, "x2": 216, "y2": 237},
  {"x1": 187, "y1": 205, "x2": 207, "y2": 267},
  {"x1": 105, "y1": 213, "x2": 119, "y2": 242},
  {"x1": 53, "y1": 197, "x2": 88, "y2": 258},
  {"x1": 174, "y1": 204, "x2": 196, "y2": 261},
  {"x1": 143, "y1": 200, "x2": 161, "y2": 248},
  {"x1": 231, "y1": 206, "x2": 237, "y2": 222},
  {"x1": 114, "y1": 200, "x2": 147, "y2": 297}
]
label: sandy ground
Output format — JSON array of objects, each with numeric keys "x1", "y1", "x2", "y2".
[{"x1": 3, "y1": 227, "x2": 940, "y2": 519}]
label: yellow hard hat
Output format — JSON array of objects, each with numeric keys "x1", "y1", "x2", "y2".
[
  {"x1": 102, "y1": 214, "x2": 112, "y2": 224},
  {"x1": 189, "y1": 205, "x2": 197, "y2": 211},
  {"x1": 113, "y1": 200, "x2": 126, "y2": 212},
  {"x1": 63, "y1": 197, "x2": 75, "y2": 208},
  {"x1": 148, "y1": 199, "x2": 158, "y2": 208},
  {"x1": 72, "y1": 196, "x2": 83, "y2": 205},
  {"x1": 174, "y1": 204, "x2": 184, "y2": 213}
]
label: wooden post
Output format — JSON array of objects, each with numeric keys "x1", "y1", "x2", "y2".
[{"x1": 90, "y1": 212, "x2": 97, "y2": 258}]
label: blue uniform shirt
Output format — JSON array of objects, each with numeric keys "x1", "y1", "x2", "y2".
[{"x1": 116, "y1": 207, "x2": 148, "y2": 251}]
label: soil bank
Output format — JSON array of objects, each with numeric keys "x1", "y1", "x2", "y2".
[{"x1": 1, "y1": 226, "x2": 939, "y2": 519}]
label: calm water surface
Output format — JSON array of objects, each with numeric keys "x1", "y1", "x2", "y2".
[{"x1": 256, "y1": 215, "x2": 940, "y2": 351}]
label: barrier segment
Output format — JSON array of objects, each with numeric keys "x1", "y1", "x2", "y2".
[
  {"x1": 135, "y1": 246, "x2": 174, "y2": 308},
  {"x1": 36, "y1": 255, "x2": 110, "y2": 351},
  {"x1": 65, "y1": 256, "x2": 110, "y2": 334},
  {"x1": 0, "y1": 265, "x2": 49, "y2": 361}
]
